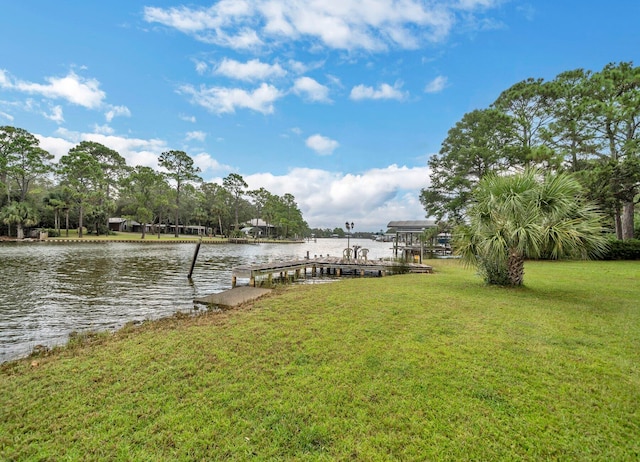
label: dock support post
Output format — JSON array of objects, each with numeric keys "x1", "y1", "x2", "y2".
[
  {"x1": 187, "y1": 237, "x2": 202, "y2": 279},
  {"x1": 232, "y1": 275, "x2": 237, "y2": 287}
]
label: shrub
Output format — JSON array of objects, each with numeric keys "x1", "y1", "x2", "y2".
[
  {"x1": 477, "y1": 257, "x2": 512, "y2": 285},
  {"x1": 601, "y1": 238, "x2": 640, "y2": 260}
]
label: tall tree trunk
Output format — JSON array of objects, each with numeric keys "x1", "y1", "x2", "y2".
[
  {"x1": 614, "y1": 207, "x2": 623, "y2": 240},
  {"x1": 17, "y1": 223, "x2": 24, "y2": 240},
  {"x1": 78, "y1": 204, "x2": 84, "y2": 238},
  {"x1": 141, "y1": 222, "x2": 146, "y2": 240},
  {"x1": 621, "y1": 201, "x2": 635, "y2": 240},
  {"x1": 507, "y1": 251, "x2": 525, "y2": 286},
  {"x1": 174, "y1": 189, "x2": 180, "y2": 238},
  {"x1": 65, "y1": 209, "x2": 69, "y2": 237}
]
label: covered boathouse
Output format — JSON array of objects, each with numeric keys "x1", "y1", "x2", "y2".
[{"x1": 387, "y1": 220, "x2": 441, "y2": 263}]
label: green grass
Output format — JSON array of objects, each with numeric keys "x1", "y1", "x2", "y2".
[{"x1": 1, "y1": 260, "x2": 639, "y2": 460}]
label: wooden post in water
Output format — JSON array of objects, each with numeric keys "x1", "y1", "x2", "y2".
[{"x1": 187, "y1": 237, "x2": 202, "y2": 279}]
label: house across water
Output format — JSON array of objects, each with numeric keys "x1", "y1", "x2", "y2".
[{"x1": 108, "y1": 218, "x2": 211, "y2": 235}]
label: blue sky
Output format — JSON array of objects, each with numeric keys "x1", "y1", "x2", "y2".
[{"x1": 1, "y1": 1, "x2": 639, "y2": 231}]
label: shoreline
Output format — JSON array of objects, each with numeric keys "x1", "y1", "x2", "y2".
[{"x1": 0, "y1": 237, "x2": 306, "y2": 244}]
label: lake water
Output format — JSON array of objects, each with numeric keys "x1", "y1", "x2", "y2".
[{"x1": 0, "y1": 238, "x2": 393, "y2": 362}]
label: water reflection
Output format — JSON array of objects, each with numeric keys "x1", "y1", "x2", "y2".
[{"x1": 0, "y1": 238, "x2": 392, "y2": 362}]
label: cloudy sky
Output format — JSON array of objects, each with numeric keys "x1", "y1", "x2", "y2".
[{"x1": 1, "y1": 1, "x2": 638, "y2": 231}]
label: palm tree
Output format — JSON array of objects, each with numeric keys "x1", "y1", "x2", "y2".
[
  {"x1": 454, "y1": 168, "x2": 609, "y2": 286},
  {"x1": 1, "y1": 202, "x2": 39, "y2": 239}
]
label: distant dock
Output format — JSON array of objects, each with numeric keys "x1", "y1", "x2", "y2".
[{"x1": 231, "y1": 256, "x2": 432, "y2": 287}]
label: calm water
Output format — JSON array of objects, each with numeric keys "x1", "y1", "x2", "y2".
[{"x1": 0, "y1": 238, "x2": 392, "y2": 362}]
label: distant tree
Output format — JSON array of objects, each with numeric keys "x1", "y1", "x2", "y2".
[
  {"x1": 455, "y1": 169, "x2": 609, "y2": 286},
  {"x1": 43, "y1": 191, "x2": 67, "y2": 235},
  {"x1": 158, "y1": 150, "x2": 201, "y2": 237},
  {"x1": 199, "y1": 182, "x2": 231, "y2": 236},
  {"x1": 248, "y1": 187, "x2": 272, "y2": 226},
  {"x1": 120, "y1": 166, "x2": 171, "y2": 239},
  {"x1": 57, "y1": 149, "x2": 104, "y2": 238},
  {"x1": 223, "y1": 173, "x2": 248, "y2": 231},
  {"x1": 266, "y1": 193, "x2": 307, "y2": 238},
  {"x1": 1, "y1": 127, "x2": 53, "y2": 203},
  {"x1": 0, "y1": 126, "x2": 20, "y2": 202},
  {"x1": 1, "y1": 201, "x2": 38, "y2": 239},
  {"x1": 69, "y1": 141, "x2": 127, "y2": 234}
]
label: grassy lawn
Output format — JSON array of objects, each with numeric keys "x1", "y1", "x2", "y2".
[{"x1": 1, "y1": 260, "x2": 639, "y2": 460}]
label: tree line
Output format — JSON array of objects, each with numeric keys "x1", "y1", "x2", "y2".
[
  {"x1": 0, "y1": 128, "x2": 308, "y2": 239},
  {"x1": 421, "y1": 61, "x2": 640, "y2": 240}
]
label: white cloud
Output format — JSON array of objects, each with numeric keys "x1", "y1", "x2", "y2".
[
  {"x1": 179, "y1": 82, "x2": 283, "y2": 114},
  {"x1": 144, "y1": 0, "x2": 504, "y2": 52},
  {"x1": 37, "y1": 129, "x2": 169, "y2": 167},
  {"x1": 244, "y1": 164, "x2": 431, "y2": 230},
  {"x1": 37, "y1": 129, "x2": 229, "y2": 176},
  {"x1": 93, "y1": 124, "x2": 115, "y2": 135},
  {"x1": 144, "y1": 3, "x2": 263, "y2": 49},
  {"x1": 306, "y1": 134, "x2": 339, "y2": 155},
  {"x1": 186, "y1": 130, "x2": 207, "y2": 142},
  {"x1": 43, "y1": 105, "x2": 64, "y2": 123},
  {"x1": 192, "y1": 152, "x2": 230, "y2": 172},
  {"x1": 105, "y1": 105, "x2": 131, "y2": 122},
  {"x1": 212, "y1": 28, "x2": 264, "y2": 49},
  {"x1": 0, "y1": 70, "x2": 106, "y2": 109},
  {"x1": 179, "y1": 114, "x2": 197, "y2": 123},
  {"x1": 35, "y1": 135, "x2": 76, "y2": 162},
  {"x1": 349, "y1": 82, "x2": 407, "y2": 101},
  {"x1": 194, "y1": 60, "x2": 208, "y2": 75},
  {"x1": 424, "y1": 75, "x2": 448, "y2": 93},
  {"x1": 326, "y1": 74, "x2": 343, "y2": 88},
  {"x1": 215, "y1": 58, "x2": 286, "y2": 81},
  {"x1": 0, "y1": 110, "x2": 14, "y2": 122},
  {"x1": 456, "y1": 0, "x2": 503, "y2": 10},
  {"x1": 287, "y1": 60, "x2": 309, "y2": 74},
  {"x1": 292, "y1": 77, "x2": 331, "y2": 103}
]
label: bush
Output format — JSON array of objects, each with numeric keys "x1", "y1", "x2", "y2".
[
  {"x1": 477, "y1": 258, "x2": 512, "y2": 285},
  {"x1": 601, "y1": 238, "x2": 640, "y2": 260},
  {"x1": 46, "y1": 228, "x2": 60, "y2": 237}
]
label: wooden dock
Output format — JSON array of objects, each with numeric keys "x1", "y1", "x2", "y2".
[{"x1": 231, "y1": 256, "x2": 432, "y2": 287}]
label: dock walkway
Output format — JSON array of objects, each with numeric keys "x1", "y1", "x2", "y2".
[{"x1": 231, "y1": 256, "x2": 432, "y2": 287}]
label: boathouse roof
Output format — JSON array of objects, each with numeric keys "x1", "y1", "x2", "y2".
[{"x1": 387, "y1": 220, "x2": 437, "y2": 232}]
